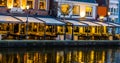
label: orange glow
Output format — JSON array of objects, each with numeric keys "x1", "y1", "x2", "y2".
[
  {"x1": 21, "y1": 0, "x2": 27, "y2": 9},
  {"x1": 7, "y1": 0, "x2": 13, "y2": 8},
  {"x1": 97, "y1": 6, "x2": 107, "y2": 16}
]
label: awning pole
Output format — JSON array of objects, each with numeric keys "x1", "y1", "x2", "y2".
[
  {"x1": 64, "y1": 25, "x2": 66, "y2": 40},
  {"x1": 72, "y1": 25, "x2": 74, "y2": 40},
  {"x1": 44, "y1": 24, "x2": 46, "y2": 40}
]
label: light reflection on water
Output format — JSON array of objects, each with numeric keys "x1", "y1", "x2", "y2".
[{"x1": 0, "y1": 47, "x2": 120, "y2": 63}]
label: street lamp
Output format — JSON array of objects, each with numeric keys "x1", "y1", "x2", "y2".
[
  {"x1": 26, "y1": 5, "x2": 29, "y2": 39},
  {"x1": 107, "y1": 12, "x2": 111, "y2": 27},
  {"x1": 107, "y1": 12, "x2": 111, "y2": 39}
]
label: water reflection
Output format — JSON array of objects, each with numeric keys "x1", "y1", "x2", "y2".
[{"x1": 0, "y1": 47, "x2": 120, "y2": 63}]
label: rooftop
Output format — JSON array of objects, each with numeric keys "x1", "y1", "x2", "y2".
[{"x1": 67, "y1": 0, "x2": 96, "y2": 3}]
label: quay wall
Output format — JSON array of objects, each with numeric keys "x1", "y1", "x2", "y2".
[{"x1": 0, "y1": 40, "x2": 120, "y2": 47}]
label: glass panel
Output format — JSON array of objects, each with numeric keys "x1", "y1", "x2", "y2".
[
  {"x1": 0, "y1": 23, "x2": 7, "y2": 31},
  {"x1": 74, "y1": 26, "x2": 79, "y2": 32},
  {"x1": 14, "y1": 24, "x2": 19, "y2": 33},
  {"x1": 39, "y1": 0, "x2": 46, "y2": 10},
  {"x1": 33, "y1": 23, "x2": 38, "y2": 32},
  {"x1": 21, "y1": 24, "x2": 25, "y2": 34},
  {"x1": 39, "y1": 23, "x2": 44, "y2": 32}
]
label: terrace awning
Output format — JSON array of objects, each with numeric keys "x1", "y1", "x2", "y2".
[
  {"x1": 107, "y1": 22, "x2": 120, "y2": 27},
  {"x1": 80, "y1": 21, "x2": 100, "y2": 26},
  {"x1": 37, "y1": 17, "x2": 65, "y2": 25},
  {"x1": 65, "y1": 20, "x2": 87, "y2": 26},
  {"x1": 94, "y1": 22, "x2": 113, "y2": 26},
  {"x1": 15, "y1": 16, "x2": 44, "y2": 23},
  {"x1": 0, "y1": 15, "x2": 21, "y2": 23}
]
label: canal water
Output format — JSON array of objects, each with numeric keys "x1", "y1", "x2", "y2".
[{"x1": 0, "y1": 47, "x2": 120, "y2": 63}]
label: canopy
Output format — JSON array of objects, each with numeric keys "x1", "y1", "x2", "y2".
[
  {"x1": 0, "y1": 15, "x2": 20, "y2": 23},
  {"x1": 95, "y1": 22, "x2": 113, "y2": 26},
  {"x1": 80, "y1": 21, "x2": 100, "y2": 26},
  {"x1": 65, "y1": 20, "x2": 87, "y2": 26},
  {"x1": 107, "y1": 22, "x2": 120, "y2": 27},
  {"x1": 37, "y1": 17, "x2": 65, "y2": 25},
  {"x1": 16, "y1": 16, "x2": 44, "y2": 23}
]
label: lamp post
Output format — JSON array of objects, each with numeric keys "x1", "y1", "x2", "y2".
[
  {"x1": 107, "y1": 12, "x2": 111, "y2": 40},
  {"x1": 112, "y1": 18, "x2": 115, "y2": 37},
  {"x1": 107, "y1": 12, "x2": 111, "y2": 32},
  {"x1": 26, "y1": 5, "x2": 29, "y2": 39}
]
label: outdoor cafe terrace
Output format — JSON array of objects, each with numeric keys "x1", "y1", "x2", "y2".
[{"x1": 0, "y1": 15, "x2": 119, "y2": 40}]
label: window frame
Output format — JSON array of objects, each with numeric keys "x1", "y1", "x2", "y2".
[
  {"x1": 72, "y1": 5, "x2": 80, "y2": 16},
  {"x1": 38, "y1": 0, "x2": 47, "y2": 10},
  {"x1": 85, "y1": 6, "x2": 93, "y2": 17}
]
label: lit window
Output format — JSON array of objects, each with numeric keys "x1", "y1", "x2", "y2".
[
  {"x1": 86, "y1": 6, "x2": 92, "y2": 17},
  {"x1": 27, "y1": 0, "x2": 34, "y2": 9},
  {"x1": 0, "y1": 0, "x2": 7, "y2": 6},
  {"x1": 13, "y1": 0, "x2": 20, "y2": 7},
  {"x1": 60, "y1": 4, "x2": 70, "y2": 15},
  {"x1": 72, "y1": 5, "x2": 80, "y2": 15},
  {"x1": 39, "y1": 0, "x2": 46, "y2": 10}
]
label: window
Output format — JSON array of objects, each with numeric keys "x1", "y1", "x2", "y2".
[
  {"x1": 13, "y1": 0, "x2": 20, "y2": 7},
  {"x1": 60, "y1": 4, "x2": 70, "y2": 15},
  {"x1": 27, "y1": 0, "x2": 34, "y2": 9},
  {"x1": 72, "y1": 5, "x2": 80, "y2": 15},
  {"x1": 0, "y1": 0, "x2": 7, "y2": 6},
  {"x1": 86, "y1": 6, "x2": 92, "y2": 17},
  {"x1": 39, "y1": 0, "x2": 46, "y2": 10}
]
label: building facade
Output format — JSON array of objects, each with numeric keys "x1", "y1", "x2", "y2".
[
  {"x1": 0, "y1": 0, "x2": 53, "y2": 15},
  {"x1": 109, "y1": 0, "x2": 119, "y2": 23},
  {"x1": 109, "y1": 0, "x2": 119, "y2": 33},
  {"x1": 55, "y1": 0, "x2": 98, "y2": 19}
]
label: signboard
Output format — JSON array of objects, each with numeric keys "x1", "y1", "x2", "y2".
[{"x1": 97, "y1": 6, "x2": 107, "y2": 16}]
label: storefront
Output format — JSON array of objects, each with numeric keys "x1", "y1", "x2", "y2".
[
  {"x1": 0, "y1": 15, "x2": 22, "y2": 40},
  {"x1": 37, "y1": 17, "x2": 65, "y2": 40}
]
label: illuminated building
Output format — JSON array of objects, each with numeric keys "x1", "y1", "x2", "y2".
[
  {"x1": 0, "y1": 0, "x2": 52, "y2": 15},
  {"x1": 55, "y1": 0, "x2": 97, "y2": 19}
]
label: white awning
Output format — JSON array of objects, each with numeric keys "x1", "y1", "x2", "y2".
[
  {"x1": 108, "y1": 22, "x2": 120, "y2": 27},
  {"x1": 80, "y1": 21, "x2": 100, "y2": 26},
  {"x1": 65, "y1": 20, "x2": 87, "y2": 26},
  {"x1": 0, "y1": 15, "x2": 20, "y2": 23},
  {"x1": 37, "y1": 17, "x2": 65, "y2": 25},
  {"x1": 95, "y1": 22, "x2": 113, "y2": 26},
  {"x1": 16, "y1": 16, "x2": 43, "y2": 23}
]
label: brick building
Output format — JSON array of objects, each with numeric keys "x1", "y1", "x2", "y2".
[{"x1": 0, "y1": 0, "x2": 54, "y2": 16}]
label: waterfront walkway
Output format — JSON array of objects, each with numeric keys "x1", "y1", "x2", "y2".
[{"x1": 0, "y1": 40, "x2": 120, "y2": 47}]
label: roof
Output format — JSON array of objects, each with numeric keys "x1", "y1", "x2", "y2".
[
  {"x1": 15, "y1": 16, "x2": 44, "y2": 23},
  {"x1": 80, "y1": 21, "x2": 100, "y2": 26},
  {"x1": 107, "y1": 22, "x2": 120, "y2": 27},
  {"x1": 0, "y1": 15, "x2": 20, "y2": 23},
  {"x1": 37, "y1": 17, "x2": 65, "y2": 25},
  {"x1": 95, "y1": 22, "x2": 113, "y2": 26},
  {"x1": 68, "y1": 0, "x2": 96, "y2": 3},
  {"x1": 65, "y1": 20, "x2": 87, "y2": 26}
]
